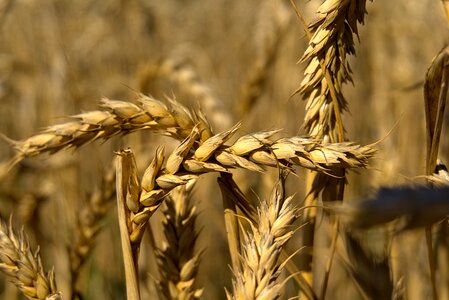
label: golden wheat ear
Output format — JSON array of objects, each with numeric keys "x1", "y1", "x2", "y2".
[{"x1": 0, "y1": 216, "x2": 62, "y2": 300}]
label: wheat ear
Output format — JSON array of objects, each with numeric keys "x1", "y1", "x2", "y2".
[
  {"x1": 9, "y1": 94, "x2": 213, "y2": 162},
  {"x1": 0, "y1": 217, "x2": 62, "y2": 300},
  {"x1": 155, "y1": 182, "x2": 203, "y2": 300},
  {"x1": 227, "y1": 170, "x2": 298, "y2": 300},
  {"x1": 297, "y1": 0, "x2": 370, "y2": 140},
  {"x1": 294, "y1": 0, "x2": 371, "y2": 292},
  {"x1": 69, "y1": 168, "x2": 116, "y2": 299},
  {"x1": 237, "y1": 1, "x2": 291, "y2": 117}
]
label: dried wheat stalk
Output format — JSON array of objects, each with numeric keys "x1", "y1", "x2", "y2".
[
  {"x1": 0, "y1": 218, "x2": 62, "y2": 300},
  {"x1": 69, "y1": 168, "x2": 116, "y2": 299},
  {"x1": 155, "y1": 182, "x2": 203, "y2": 300},
  {"x1": 115, "y1": 150, "x2": 141, "y2": 300},
  {"x1": 227, "y1": 170, "x2": 298, "y2": 300},
  {"x1": 424, "y1": 45, "x2": 449, "y2": 300}
]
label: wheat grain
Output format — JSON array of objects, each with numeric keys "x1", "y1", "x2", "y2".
[{"x1": 69, "y1": 168, "x2": 115, "y2": 299}]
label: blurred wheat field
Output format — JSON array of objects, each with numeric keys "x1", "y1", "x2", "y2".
[{"x1": 0, "y1": 0, "x2": 448, "y2": 299}]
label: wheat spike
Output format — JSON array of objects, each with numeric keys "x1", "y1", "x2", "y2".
[
  {"x1": 227, "y1": 170, "x2": 298, "y2": 300},
  {"x1": 155, "y1": 183, "x2": 203, "y2": 300},
  {"x1": 69, "y1": 168, "x2": 116, "y2": 299},
  {"x1": 10, "y1": 94, "x2": 212, "y2": 162},
  {"x1": 0, "y1": 217, "x2": 62, "y2": 300},
  {"x1": 127, "y1": 128, "x2": 374, "y2": 240},
  {"x1": 297, "y1": 0, "x2": 370, "y2": 140}
]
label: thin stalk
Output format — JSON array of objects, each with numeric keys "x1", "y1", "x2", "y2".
[{"x1": 116, "y1": 154, "x2": 140, "y2": 300}]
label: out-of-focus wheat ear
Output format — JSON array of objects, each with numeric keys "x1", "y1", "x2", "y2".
[
  {"x1": 227, "y1": 169, "x2": 300, "y2": 300},
  {"x1": 339, "y1": 232, "x2": 393, "y2": 299},
  {"x1": 158, "y1": 58, "x2": 234, "y2": 131},
  {"x1": 155, "y1": 182, "x2": 203, "y2": 300},
  {"x1": 442, "y1": 0, "x2": 449, "y2": 27},
  {"x1": 337, "y1": 185, "x2": 449, "y2": 230},
  {"x1": 0, "y1": 217, "x2": 62, "y2": 300},
  {"x1": 115, "y1": 150, "x2": 141, "y2": 300},
  {"x1": 69, "y1": 168, "x2": 116, "y2": 300},
  {"x1": 237, "y1": 0, "x2": 291, "y2": 117}
]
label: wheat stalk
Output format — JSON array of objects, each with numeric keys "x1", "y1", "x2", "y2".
[
  {"x1": 0, "y1": 217, "x2": 62, "y2": 300},
  {"x1": 227, "y1": 170, "x2": 298, "y2": 300},
  {"x1": 155, "y1": 182, "x2": 203, "y2": 300},
  {"x1": 423, "y1": 44, "x2": 449, "y2": 300}
]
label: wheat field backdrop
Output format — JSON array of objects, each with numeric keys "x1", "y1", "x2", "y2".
[{"x1": 0, "y1": 0, "x2": 448, "y2": 299}]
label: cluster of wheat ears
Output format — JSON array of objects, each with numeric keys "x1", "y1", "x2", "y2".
[{"x1": 1, "y1": 0, "x2": 449, "y2": 299}]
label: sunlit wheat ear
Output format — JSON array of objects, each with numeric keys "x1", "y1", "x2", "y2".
[
  {"x1": 9, "y1": 94, "x2": 212, "y2": 162},
  {"x1": 0, "y1": 217, "x2": 62, "y2": 300},
  {"x1": 297, "y1": 0, "x2": 371, "y2": 140},
  {"x1": 129, "y1": 127, "x2": 375, "y2": 237},
  {"x1": 155, "y1": 183, "x2": 203, "y2": 300},
  {"x1": 69, "y1": 168, "x2": 116, "y2": 299},
  {"x1": 294, "y1": 0, "x2": 372, "y2": 293},
  {"x1": 228, "y1": 170, "x2": 299, "y2": 300}
]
